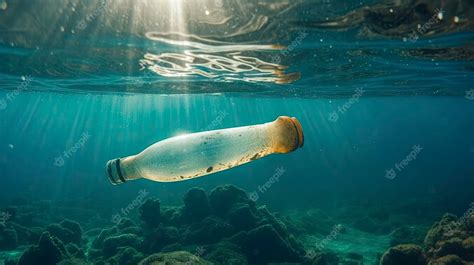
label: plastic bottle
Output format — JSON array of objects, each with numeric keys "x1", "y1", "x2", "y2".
[{"x1": 106, "y1": 116, "x2": 304, "y2": 184}]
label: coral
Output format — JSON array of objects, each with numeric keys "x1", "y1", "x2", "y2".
[
  {"x1": 379, "y1": 213, "x2": 474, "y2": 265},
  {"x1": 142, "y1": 225, "x2": 179, "y2": 253},
  {"x1": 184, "y1": 216, "x2": 234, "y2": 244},
  {"x1": 45, "y1": 219, "x2": 82, "y2": 245},
  {"x1": 204, "y1": 241, "x2": 248, "y2": 265},
  {"x1": 380, "y1": 244, "x2": 426, "y2": 265},
  {"x1": 139, "y1": 198, "x2": 161, "y2": 228},
  {"x1": 107, "y1": 247, "x2": 144, "y2": 265},
  {"x1": 227, "y1": 203, "x2": 258, "y2": 231},
  {"x1": 116, "y1": 218, "x2": 142, "y2": 236},
  {"x1": 12, "y1": 184, "x2": 311, "y2": 265},
  {"x1": 65, "y1": 243, "x2": 85, "y2": 260},
  {"x1": 257, "y1": 206, "x2": 305, "y2": 255},
  {"x1": 435, "y1": 238, "x2": 464, "y2": 259},
  {"x1": 424, "y1": 214, "x2": 459, "y2": 249},
  {"x1": 231, "y1": 224, "x2": 302, "y2": 264},
  {"x1": 59, "y1": 220, "x2": 82, "y2": 245},
  {"x1": 0, "y1": 228, "x2": 18, "y2": 250},
  {"x1": 160, "y1": 207, "x2": 181, "y2": 225},
  {"x1": 89, "y1": 218, "x2": 155, "y2": 261},
  {"x1": 429, "y1": 255, "x2": 465, "y2": 265},
  {"x1": 120, "y1": 226, "x2": 142, "y2": 236},
  {"x1": 17, "y1": 232, "x2": 69, "y2": 265},
  {"x1": 45, "y1": 224, "x2": 74, "y2": 244},
  {"x1": 11, "y1": 223, "x2": 41, "y2": 245},
  {"x1": 467, "y1": 215, "x2": 474, "y2": 231},
  {"x1": 116, "y1": 218, "x2": 136, "y2": 230},
  {"x1": 462, "y1": 236, "x2": 474, "y2": 260},
  {"x1": 138, "y1": 251, "x2": 211, "y2": 265},
  {"x1": 102, "y1": 233, "x2": 144, "y2": 258},
  {"x1": 92, "y1": 226, "x2": 119, "y2": 249},
  {"x1": 182, "y1": 187, "x2": 211, "y2": 222},
  {"x1": 424, "y1": 213, "x2": 474, "y2": 263},
  {"x1": 209, "y1": 185, "x2": 256, "y2": 217}
]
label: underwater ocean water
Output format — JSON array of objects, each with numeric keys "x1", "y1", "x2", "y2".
[{"x1": 1, "y1": 0, "x2": 474, "y2": 264}]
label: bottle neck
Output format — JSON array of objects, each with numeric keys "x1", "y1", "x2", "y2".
[
  {"x1": 106, "y1": 155, "x2": 141, "y2": 185},
  {"x1": 120, "y1": 155, "x2": 142, "y2": 181}
]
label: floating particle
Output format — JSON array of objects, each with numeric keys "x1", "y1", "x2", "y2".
[
  {"x1": 437, "y1": 11, "x2": 443, "y2": 20},
  {"x1": 0, "y1": 0, "x2": 7, "y2": 10}
]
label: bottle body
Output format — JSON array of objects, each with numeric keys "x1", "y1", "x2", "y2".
[{"x1": 106, "y1": 116, "x2": 303, "y2": 184}]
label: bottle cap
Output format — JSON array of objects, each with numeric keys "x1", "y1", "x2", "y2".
[
  {"x1": 289, "y1": 117, "x2": 304, "y2": 148},
  {"x1": 272, "y1": 116, "x2": 305, "y2": 153},
  {"x1": 106, "y1": 158, "x2": 127, "y2": 185}
]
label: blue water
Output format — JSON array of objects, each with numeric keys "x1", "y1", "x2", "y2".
[
  {"x1": 1, "y1": 93, "x2": 473, "y2": 208},
  {"x1": 1, "y1": 1, "x2": 474, "y2": 264}
]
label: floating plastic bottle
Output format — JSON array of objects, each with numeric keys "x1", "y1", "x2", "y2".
[{"x1": 106, "y1": 116, "x2": 304, "y2": 185}]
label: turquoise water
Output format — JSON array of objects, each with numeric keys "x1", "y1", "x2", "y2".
[{"x1": 1, "y1": 1, "x2": 474, "y2": 265}]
